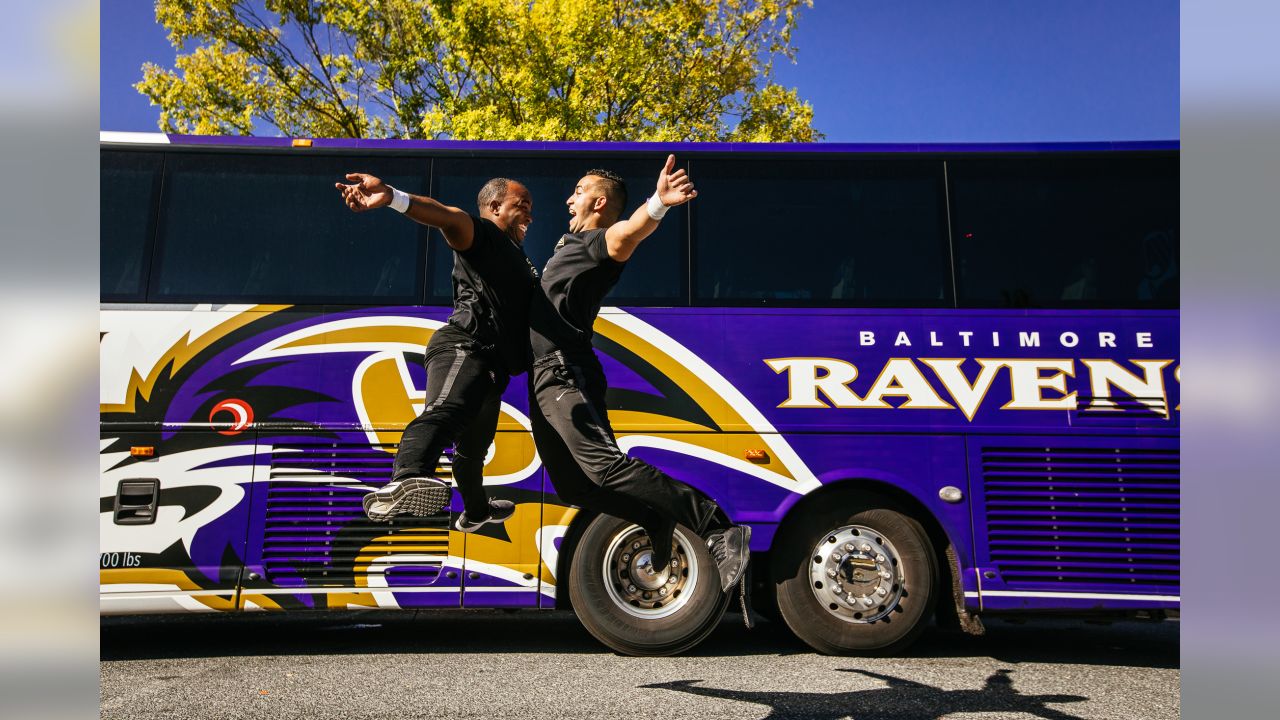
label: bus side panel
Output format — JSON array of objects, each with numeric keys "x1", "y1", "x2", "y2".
[
  {"x1": 966, "y1": 433, "x2": 1180, "y2": 612},
  {"x1": 776, "y1": 432, "x2": 972, "y2": 544}
]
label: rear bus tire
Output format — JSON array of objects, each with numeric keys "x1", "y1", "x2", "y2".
[
  {"x1": 568, "y1": 515, "x2": 730, "y2": 656},
  {"x1": 775, "y1": 503, "x2": 937, "y2": 655}
]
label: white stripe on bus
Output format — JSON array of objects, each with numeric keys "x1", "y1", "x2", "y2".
[{"x1": 974, "y1": 590, "x2": 1179, "y2": 602}]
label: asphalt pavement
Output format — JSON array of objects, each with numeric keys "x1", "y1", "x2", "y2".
[{"x1": 101, "y1": 610, "x2": 1178, "y2": 719}]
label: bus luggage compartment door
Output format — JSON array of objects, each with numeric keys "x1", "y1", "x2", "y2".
[{"x1": 99, "y1": 431, "x2": 250, "y2": 614}]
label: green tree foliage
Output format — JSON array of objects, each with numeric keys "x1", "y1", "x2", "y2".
[{"x1": 136, "y1": 0, "x2": 819, "y2": 141}]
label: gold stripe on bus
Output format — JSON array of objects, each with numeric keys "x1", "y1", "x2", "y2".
[
  {"x1": 278, "y1": 325, "x2": 435, "y2": 349},
  {"x1": 100, "y1": 568, "x2": 238, "y2": 611}
]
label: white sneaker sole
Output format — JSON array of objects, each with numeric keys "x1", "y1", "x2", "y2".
[{"x1": 363, "y1": 478, "x2": 451, "y2": 522}]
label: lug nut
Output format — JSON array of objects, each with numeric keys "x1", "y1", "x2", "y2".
[
  {"x1": 659, "y1": 587, "x2": 668, "y2": 596},
  {"x1": 879, "y1": 570, "x2": 892, "y2": 580},
  {"x1": 626, "y1": 584, "x2": 636, "y2": 592},
  {"x1": 862, "y1": 597, "x2": 876, "y2": 607},
  {"x1": 622, "y1": 553, "x2": 631, "y2": 563},
  {"x1": 831, "y1": 552, "x2": 843, "y2": 562},
  {"x1": 632, "y1": 542, "x2": 641, "y2": 550},
  {"x1": 844, "y1": 542, "x2": 855, "y2": 552},
  {"x1": 643, "y1": 591, "x2": 652, "y2": 600},
  {"x1": 826, "y1": 569, "x2": 837, "y2": 578},
  {"x1": 875, "y1": 587, "x2": 888, "y2": 596},
  {"x1": 876, "y1": 554, "x2": 887, "y2": 563},
  {"x1": 860, "y1": 543, "x2": 872, "y2": 553},
  {"x1": 668, "y1": 576, "x2": 677, "y2": 584}
]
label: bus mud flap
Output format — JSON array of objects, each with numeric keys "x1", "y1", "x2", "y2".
[{"x1": 946, "y1": 544, "x2": 985, "y2": 636}]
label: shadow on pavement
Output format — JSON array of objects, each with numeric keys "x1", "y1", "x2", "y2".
[{"x1": 642, "y1": 667, "x2": 1091, "y2": 720}]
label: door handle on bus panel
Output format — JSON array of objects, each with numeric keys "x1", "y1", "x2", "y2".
[{"x1": 113, "y1": 479, "x2": 160, "y2": 525}]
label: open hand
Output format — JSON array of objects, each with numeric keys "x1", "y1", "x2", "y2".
[
  {"x1": 335, "y1": 172, "x2": 392, "y2": 212},
  {"x1": 655, "y1": 154, "x2": 698, "y2": 208}
]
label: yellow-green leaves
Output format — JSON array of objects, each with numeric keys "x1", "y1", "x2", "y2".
[{"x1": 136, "y1": 0, "x2": 819, "y2": 141}]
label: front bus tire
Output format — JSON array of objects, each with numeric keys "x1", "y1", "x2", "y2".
[
  {"x1": 568, "y1": 515, "x2": 730, "y2": 656},
  {"x1": 775, "y1": 502, "x2": 937, "y2": 655}
]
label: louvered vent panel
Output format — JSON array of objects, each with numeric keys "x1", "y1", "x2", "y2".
[
  {"x1": 983, "y1": 446, "x2": 1179, "y2": 591},
  {"x1": 263, "y1": 444, "x2": 452, "y2": 587}
]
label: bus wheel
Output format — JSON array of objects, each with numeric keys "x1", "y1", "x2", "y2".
[
  {"x1": 569, "y1": 515, "x2": 730, "y2": 656},
  {"x1": 776, "y1": 505, "x2": 937, "y2": 655}
]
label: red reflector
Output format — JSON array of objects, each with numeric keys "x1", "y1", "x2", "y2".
[
  {"x1": 130, "y1": 446, "x2": 155, "y2": 457},
  {"x1": 744, "y1": 449, "x2": 768, "y2": 462}
]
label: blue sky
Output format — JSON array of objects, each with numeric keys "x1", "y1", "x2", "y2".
[{"x1": 100, "y1": 1, "x2": 1178, "y2": 142}]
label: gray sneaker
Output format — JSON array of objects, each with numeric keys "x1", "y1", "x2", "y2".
[
  {"x1": 454, "y1": 499, "x2": 516, "y2": 533},
  {"x1": 363, "y1": 477, "x2": 450, "y2": 522},
  {"x1": 706, "y1": 525, "x2": 752, "y2": 591}
]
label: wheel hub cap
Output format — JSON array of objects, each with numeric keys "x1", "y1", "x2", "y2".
[{"x1": 809, "y1": 525, "x2": 905, "y2": 624}]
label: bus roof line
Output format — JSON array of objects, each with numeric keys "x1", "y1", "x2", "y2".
[
  {"x1": 99, "y1": 132, "x2": 1178, "y2": 153},
  {"x1": 100, "y1": 131, "x2": 171, "y2": 145}
]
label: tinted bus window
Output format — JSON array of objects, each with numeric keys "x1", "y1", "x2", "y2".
[
  {"x1": 691, "y1": 158, "x2": 950, "y2": 306},
  {"x1": 949, "y1": 155, "x2": 1179, "y2": 308},
  {"x1": 149, "y1": 153, "x2": 429, "y2": 304},
  {"x1": 102, "y1": 151, "x2": 162, "y2": 300},
  {"x1": 430, "y1": 157, "x2": 685, "y2": 305}
]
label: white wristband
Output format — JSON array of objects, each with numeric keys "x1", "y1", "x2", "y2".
[
  {"x1": 389, "y1": 187, "x2": 411, "y2": 213},
  {"x1": 645, "y1": 193, "x2": 669, "y2": 221}
]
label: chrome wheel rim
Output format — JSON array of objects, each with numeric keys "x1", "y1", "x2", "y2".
[
  {"x1": 808, "y1": 524, "x2": 906, "y2": 624},
  {"x1": 601, "y1": 525, "x2": 698, "y2": 619}
]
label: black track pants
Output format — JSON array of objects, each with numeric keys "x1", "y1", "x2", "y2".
[
  {"x1": 528, "y1": 351, "x2": 721, "y2": 540},
  {"x1": 392, "y1": 331, "x2": 508, "y2": 519}
]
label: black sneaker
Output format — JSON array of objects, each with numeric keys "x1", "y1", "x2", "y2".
[
  {"x1": 363, "y1": 477, "x2": 450, "y2": 522},
  {"x1": 454, "y1": 499, "x2": 516, "y2": 533},
  {"x1": 706, "y1": 525, "x2": 752, "y2": 591}
]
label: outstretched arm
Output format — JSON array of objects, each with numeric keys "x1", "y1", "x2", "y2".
[
  {"x1": 336, "y1": 172, "x2": 475, "y2": 251},
  {"x1": 604, "y1": 154, "x2": 697, "y2": 262}
]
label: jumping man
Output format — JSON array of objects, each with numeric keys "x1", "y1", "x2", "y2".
[
  {"x1": 528, "y1": 156, "x2": 752, "y2": 592},
  {"x1": 336, "y1": 174, "x2": 538, "y2": 532}
]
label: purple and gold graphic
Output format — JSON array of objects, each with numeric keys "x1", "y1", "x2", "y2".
[{"x1": 101, "y1": 304, "x2": 1178, "y2": 618}]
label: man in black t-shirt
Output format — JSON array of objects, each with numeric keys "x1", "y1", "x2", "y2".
[
  {"x1": 336, "y1": 173, "x2": 539, "y2": 532},
  {"x1": 528, "y1": 156, "x2": 752, "y2": 592}
]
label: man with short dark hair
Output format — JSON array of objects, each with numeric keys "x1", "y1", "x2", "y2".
[
  {"x1": 529, "y1": 156, "x2": 752, "y2": 592},
  {"x1": 336, "y1": 173, "x2": 538, "y2": 532}
]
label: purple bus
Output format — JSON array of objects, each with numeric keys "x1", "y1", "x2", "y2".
[{"x1": 100, "y1": 133, "x2": 1179, "y2": 656}]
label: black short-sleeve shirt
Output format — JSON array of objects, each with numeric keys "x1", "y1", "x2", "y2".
[
  {"x1": 446, "y1": 215, "x2": 540, "y2": 374},
  {"x1": 530, "y1": 229, "x2": 626, "y2": 357}
]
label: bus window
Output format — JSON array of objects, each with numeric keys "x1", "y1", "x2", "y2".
[
  {"x1": 691, "y1": 158, "x2": 950, "y2": 307},
  {"x1": 948, "y1": 155, "x2": 1179, "y2": 309},
  {"x1": 148, "y1": 153, "x2": 429, "y2": 304},
  {"x1": 429, "y1": 157, "x2": 686, "y2": 305},
  {"x1": 101, "y1": 151, "x2": 162, "y2": 301}
]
